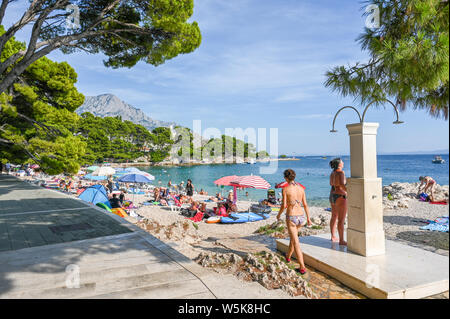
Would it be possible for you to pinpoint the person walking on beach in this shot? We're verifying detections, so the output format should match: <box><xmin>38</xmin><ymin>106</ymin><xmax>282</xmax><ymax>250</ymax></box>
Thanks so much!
<box><xmin>277</xmin><ymin>169</ymin><xmax>311</xmax><ymax>275</ymax></box>
<box><xmin>119</xmin><ymin>190</ymin><xmax>126</xmax><ymax>204</ymax></box>
<box><xmin>329</xmin><ymin>158</ymin><xmax>347</xmax><ymax>246</ymax></box>
<box><xmin>186</xmin><ymin>179</ymin><xmax>194</xmax><ymax>197</ymax></box>
<box><xmin>417</xmin><ymin>176</ymin><xmax>436</xmax><ymax>201</ymax></box>
<box><xmin>107</xmin><ymin>178</ymin><xmax>114</xmax><ymax>193</ymax></box>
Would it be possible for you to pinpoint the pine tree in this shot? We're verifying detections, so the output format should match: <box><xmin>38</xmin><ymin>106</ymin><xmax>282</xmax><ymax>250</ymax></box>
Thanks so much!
<box><xmin>325</xmin><ymin>0</ymin><xmax>449</xmax><ymax>119</ymax></box>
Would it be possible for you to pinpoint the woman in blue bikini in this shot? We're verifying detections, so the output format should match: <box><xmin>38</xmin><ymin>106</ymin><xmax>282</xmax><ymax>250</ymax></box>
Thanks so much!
<box><xmin>277</xmin><ymin>169</ymin><xmax>311</xmax><ymax>274</ymax></box>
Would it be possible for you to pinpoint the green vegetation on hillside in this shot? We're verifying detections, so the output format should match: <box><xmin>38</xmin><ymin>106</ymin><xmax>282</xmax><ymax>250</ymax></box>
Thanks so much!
<box><xmin>78</xmin><ymin>113</ymin><xmax>173</xmax><ymax>164</ymax></box>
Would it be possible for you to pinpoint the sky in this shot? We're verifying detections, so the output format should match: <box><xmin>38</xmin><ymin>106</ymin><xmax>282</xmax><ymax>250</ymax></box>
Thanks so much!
<box><xmin>3</xmin><ymin>0</ymin><xmax>449</xmax><ymax>155</ymax></box>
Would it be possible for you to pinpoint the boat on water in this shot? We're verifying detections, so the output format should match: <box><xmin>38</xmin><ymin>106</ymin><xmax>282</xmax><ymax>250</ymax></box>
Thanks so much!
<box><xmin>432</xmin><ymin>156</ymin><xmax>445</xmax><ymax>164</ymax></box>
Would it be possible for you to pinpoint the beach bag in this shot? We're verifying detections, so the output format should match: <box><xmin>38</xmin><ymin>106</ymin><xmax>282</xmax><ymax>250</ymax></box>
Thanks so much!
<box><xmin>419</xmin><ymin>193</ymin><xmax>429</xmax><ymax>202</ymax></box>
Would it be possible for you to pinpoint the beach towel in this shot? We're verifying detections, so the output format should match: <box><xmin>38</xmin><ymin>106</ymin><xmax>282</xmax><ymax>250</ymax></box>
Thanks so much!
<box><xmin>430</xmin><ymin>201</ymin><xmax>448</xmax><ymax>205</ymax></box>
<box><xmin>187</xmin><ymin>212</ymin><xmax>204</xmax><ymax>222</ymax></box>
<box><xmin>169</xmin><ymin>194</ymin><xmax>182</xmax><ymax>207</ymax></box>
<box><xmin>420</xmin><ymin>216</ymin><xmax>449</xmax><ymax>233</ymax></box>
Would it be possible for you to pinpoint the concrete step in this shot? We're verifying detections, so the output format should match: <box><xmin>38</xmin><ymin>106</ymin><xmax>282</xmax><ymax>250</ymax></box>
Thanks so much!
<box><xmin>2</xmin><ymin>268</ymin><xmax>198</xmax><ymax>299</ymax></box>
<box><xmin>0</xmin><ymin>235</ymin><xmax>154</xmax><ymax>267</ymax></box>
<box><xmin>86</xmin><ymin>278</ymin><xmax>208</xmax><ymax>299</ymax></box>
<box><xmin>0</xmin><ymin>257</ymin><xmax>180</xmax><ymax>294</ymax></box>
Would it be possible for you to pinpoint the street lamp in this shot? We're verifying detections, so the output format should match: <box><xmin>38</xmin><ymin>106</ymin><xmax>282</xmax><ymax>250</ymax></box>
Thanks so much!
<box><xmin>329</xmin><ymin>99</ymin><xmax>403</xmax><ymax>257</ymax></box>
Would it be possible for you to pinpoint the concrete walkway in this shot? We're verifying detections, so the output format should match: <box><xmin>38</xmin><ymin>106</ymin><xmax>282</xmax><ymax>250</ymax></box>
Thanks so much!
<box><xmin>0</xmin><ymin>175</ymin><xmax>298</xmax><ymax>299</ymax></box>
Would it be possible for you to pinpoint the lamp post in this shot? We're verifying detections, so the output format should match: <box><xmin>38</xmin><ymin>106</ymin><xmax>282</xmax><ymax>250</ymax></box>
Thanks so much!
<box><xmin>330</xmin><ymin>99</ymin><xmax>403</xmax><ymax>257</ymax></box>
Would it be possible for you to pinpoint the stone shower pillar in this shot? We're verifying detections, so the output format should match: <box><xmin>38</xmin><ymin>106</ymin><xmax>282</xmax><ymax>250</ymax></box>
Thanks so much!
<box><xmin>346</xmin><ymin>122</ymin><xmax>385</xmax><ymax>257</ymax></box>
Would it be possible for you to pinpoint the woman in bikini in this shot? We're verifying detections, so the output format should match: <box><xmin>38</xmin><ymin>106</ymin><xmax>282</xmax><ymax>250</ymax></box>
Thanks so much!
<box><xmin>277</xmin><ymin>169</ymin><xmax>311</xmax><ymax>274</ymax></box>
<box><xmin>329</xmin><ymin>158</ymin><xmax>347</xmax><ymax>245</ymax></box>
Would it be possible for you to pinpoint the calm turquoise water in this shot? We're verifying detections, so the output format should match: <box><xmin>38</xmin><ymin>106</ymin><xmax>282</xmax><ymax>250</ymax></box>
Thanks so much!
<box><xmin>140</xmin><ymin>154</ymin><xmax>449</xmax><ymax>207</ymax></box>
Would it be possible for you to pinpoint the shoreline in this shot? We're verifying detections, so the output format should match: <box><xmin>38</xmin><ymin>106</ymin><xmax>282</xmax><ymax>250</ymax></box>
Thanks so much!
<box><xmin>107</xmin><ymin>157</ymin><xmax>300</xmax><ymax>168</ymax></box>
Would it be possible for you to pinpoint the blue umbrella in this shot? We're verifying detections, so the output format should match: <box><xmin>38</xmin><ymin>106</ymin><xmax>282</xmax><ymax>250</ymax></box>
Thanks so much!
<box><xmin>117</xmin><ymin>173</ymin><xmax>153</xmax><ymax>202</ymax></box>
<box><xmin>84</xmin><ymin>173</ymin><xmax>107</xmax><ymax>181</ymax></box>
<box><xmin>118</xmin><ymin>173</ymin><xmax>154</xmax><ymax>183</ymax></box>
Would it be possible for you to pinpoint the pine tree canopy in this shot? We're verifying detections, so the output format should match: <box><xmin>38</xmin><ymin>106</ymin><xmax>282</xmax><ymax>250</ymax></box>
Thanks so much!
<box><xmin>0</xmin><ymin>0</ymin><xmax>201</xmax><ymax>93</ymax></box>
<box><xmin>325</xmin><ymin>0</ymin><xmax>449</xmax><ymax>119</ymax></box>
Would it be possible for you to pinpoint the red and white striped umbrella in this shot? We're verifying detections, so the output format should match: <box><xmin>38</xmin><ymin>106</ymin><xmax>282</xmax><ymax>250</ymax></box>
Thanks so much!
<box><xmin>230</xmin><ymin>175</ymin><xmax>271</xmax><ymax>189</ymax></box>
<box><xmin>214</xmin><ymin>175</ymin><xmax>240</xmax><ymax>186</ymax></box>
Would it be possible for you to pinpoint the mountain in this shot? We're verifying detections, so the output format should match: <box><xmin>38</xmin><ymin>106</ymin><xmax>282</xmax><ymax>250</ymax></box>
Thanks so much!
<box><xmin>76</xmin><ymin>94</ymin><xmax>176</xmax><ymax>131</ymax></box>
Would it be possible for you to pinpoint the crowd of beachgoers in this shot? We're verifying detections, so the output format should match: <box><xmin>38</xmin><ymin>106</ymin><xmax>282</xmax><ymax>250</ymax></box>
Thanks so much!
<box><xmin>3</xmin><ymin>161</ymin><xmax>449</xmax><ymax>298</ymax></box>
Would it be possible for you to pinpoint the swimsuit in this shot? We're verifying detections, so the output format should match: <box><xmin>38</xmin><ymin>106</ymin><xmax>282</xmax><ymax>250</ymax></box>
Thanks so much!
<box><xmin>329</xmin><ymin>192</ymin><xmax>346</xmax><ymax>204</ymax></box>
<box><xmin>329</xmin><ymin>174</ymin><xmax>347</xmax><ymax>204</ymax></box>
<box><xmin>287</xmin><ymin>215</ymin><xmax>306</xmax><ymax>226</ymax></box>
<box><xmin>285</xmin><ymin>184</ymin><xmax>306</xmax><ymax>226</ymax></box>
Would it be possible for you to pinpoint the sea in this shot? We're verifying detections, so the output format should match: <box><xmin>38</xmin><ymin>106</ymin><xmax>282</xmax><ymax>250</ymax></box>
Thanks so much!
<box><xmin>140</xmin><ymin>154</ymin><xmax>449</xmax><ymax>207</ymax></box>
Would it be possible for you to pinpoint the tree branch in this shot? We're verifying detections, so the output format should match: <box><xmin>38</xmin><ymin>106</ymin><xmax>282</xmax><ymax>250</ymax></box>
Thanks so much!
<box><xmin>0</xmin><ymin>0</ymin><xmax>10</xmax><ymax>26</ymax></box>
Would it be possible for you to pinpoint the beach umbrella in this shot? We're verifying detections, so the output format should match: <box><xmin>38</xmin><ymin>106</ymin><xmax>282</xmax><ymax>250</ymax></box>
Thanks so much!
<box><xmin>229</xmin><ymin>175</ymin><xmax>271</xmax><ymax>204</ymax></box>
<box><xmin>92</xmin><ymin>166</ymin><xmax>116</xmax><ymax>176</ymax></box>
<box><xmin>117</xmin><ymin>173</ymin><xmax>153</xmax><ymax>202</ymax></box>
<box><xmin>214</xmin><ymin>175</ymin><xmax>240</xmax><ymax>199</ymax></box>
<box><xmin>84</xmin><ymin>173</ymin><xmax>107</xmax><ymax>181</ymax></box>
<box><xmin>30</xmin><ymin>164</ymin><xmax>39</xmax><ymax>169</ymax></box>
<box><xmin>214</xmin><ymin>175</ymin><xmax>240</xmax><ymax>186</ymax></box>
<box><xmin>118</xmin><ymin>173</ymin><xmax>154</xmax><ymax>183</ymax></box>
<box><xmin>231</xmin><ymin>175</ymin><xmax>271</xmax><ymax>189</ymax></box>
<box><xmin>137</xmin><ymin>171</ymin><xmax>155</xmax><ymax>180</ymax></box>
<box><xmin>86</xmin><ymin>165</ymin><xmax>99</xmax><ymax>172</ymax></box>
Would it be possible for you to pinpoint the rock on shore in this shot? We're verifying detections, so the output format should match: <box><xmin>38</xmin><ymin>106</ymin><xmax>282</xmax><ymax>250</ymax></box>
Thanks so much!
<box><xmin>194</xmin><ymin>251</ymin><xmax>318</xmax><ymax>299</ymax></box>
<box><xmin>382</xmin><ymin>182</ymin><xmax>449</xmax><ymax>210</ymax></box>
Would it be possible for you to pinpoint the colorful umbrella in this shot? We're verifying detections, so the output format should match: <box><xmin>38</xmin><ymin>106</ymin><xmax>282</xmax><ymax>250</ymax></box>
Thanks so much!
<box><xmin>213</xmin><ymin>175</ymin><xmax>240</xmax><ymax>186</ymax></box>
<box><xmin>92</xmin><ymin>166</ymin><xmax>116</xmax><ymax>176</ymax></box>
<box><xmin>231</xmin><ymin>175</ymin><xmax>271</xmax><ymax>189</ymax></box>
<box><xmin>229</xmin><ymin>175</ymin><xmax>271</xmax><ymax>204</ymax></box>
<box><xmin>214</xmin><ymin>175</ymin><xmax>240</xmax><ymax>200</ymax></box>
